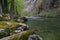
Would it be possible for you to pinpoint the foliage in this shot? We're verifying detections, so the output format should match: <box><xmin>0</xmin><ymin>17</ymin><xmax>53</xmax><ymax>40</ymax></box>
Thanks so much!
<box><xmin>39</xmin><ymin>8</ymin><xmax>60</xmax><ymax>17</ymax></box>
<box><xmin>0</xmin><ymin>0</ymin><xmax>24</xmax><ymax>17</ymax></box>
<box><xmin>14</xmin><ymin>0</ymin><xmax>24</xmax><ymax>16</ymax></box>
<box><xmin>0</xmin><ymin>27</ymin><xmax>11</xmax><ymax>39</ymax></box>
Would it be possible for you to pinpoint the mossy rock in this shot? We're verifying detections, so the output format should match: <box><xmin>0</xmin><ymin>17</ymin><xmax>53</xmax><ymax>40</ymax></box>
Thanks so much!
<box><xmin>0</xmin><ymin>21</ymin><xmax>29</xmax><ymax>39</ymax></box>
<box><xmin>0</xmin><ymin>21</ymin><xmax>28</xmax><ymax>28</ymax></box>
<box><xmin>0</xmin><ymin>21</ymin><xmax>18</xmax><ymax>28</ymax></box>
<box><xmin>15</xmin><ymin>17</ymin><xmax>28</xmax><ymax>23</ymax></box>
<box><xmin>8</xmin><ymin>30</ymin><xmax>33</xmax><ymax>40</ymax></box>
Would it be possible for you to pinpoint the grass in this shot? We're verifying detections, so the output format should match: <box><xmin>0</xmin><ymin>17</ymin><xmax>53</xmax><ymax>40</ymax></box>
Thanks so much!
<box><xmin>27</xmin><ymin>18</ymin><xmax>60</xmax><ymax>40</ymax></box>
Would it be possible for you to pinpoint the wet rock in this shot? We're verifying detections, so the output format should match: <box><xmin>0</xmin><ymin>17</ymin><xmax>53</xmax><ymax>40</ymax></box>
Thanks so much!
<box><xmin>28</xmin><ymin>34</ymin><xmax>42</xmax><ymax>40</ymax></box>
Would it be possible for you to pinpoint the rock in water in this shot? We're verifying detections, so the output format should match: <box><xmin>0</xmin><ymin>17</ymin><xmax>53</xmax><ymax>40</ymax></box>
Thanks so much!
<box><xmin>28</xmin><ymin>34</ymin><xmax>42</xmax><ymax>40</ymax></box>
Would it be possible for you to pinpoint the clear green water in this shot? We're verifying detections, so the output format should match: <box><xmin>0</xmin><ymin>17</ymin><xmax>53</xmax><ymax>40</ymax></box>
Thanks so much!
<box><xmin>27</xmin><ymin>18</ymin><xmax>60</xmax><ymax>40</ymax></box>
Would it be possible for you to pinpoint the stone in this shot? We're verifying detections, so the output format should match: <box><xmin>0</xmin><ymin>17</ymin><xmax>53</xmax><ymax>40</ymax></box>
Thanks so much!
<box><xmin>15</xmin><ymin>30</ymin><xmax>22</xmax><ymax>33</ymax></box>
<box><xmin>28</xmin><ymin>34</ymin><xmax>43</xmax><ymax>40</ymax></box>
<box><xmin>0</xmin><ymin>28</ymin><xmax>4</xmax><ymax>32</ymax></box>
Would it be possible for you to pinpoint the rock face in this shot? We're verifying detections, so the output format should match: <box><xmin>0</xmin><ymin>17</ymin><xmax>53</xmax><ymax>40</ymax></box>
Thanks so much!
<box><xmin>24</xmin><ymin>0</ymin><xmax>60</xmax><ymax>16</ymax></box>
<box><xmin>40</xmin><ymin>0</ymin><xmax>53</xmax><ymax>10</ymax></box>
<box><xmin>23</xmin><ymin>0</ymin><xmax>38</xmax><ymax>16</ymax></box>
<box><xmin>37</xmin><ymin>0</ymin><xmax>60</xmax><ymax>14</ymax></box>
<box><xmin>24</xmin><ymin>0</ymin><xmax>37</xmax><ymax>12</ymax></box>
<box><xmin>39</xmin><ymin>0</ymin><xmax>60</xmax><ymax>10</ymax></box>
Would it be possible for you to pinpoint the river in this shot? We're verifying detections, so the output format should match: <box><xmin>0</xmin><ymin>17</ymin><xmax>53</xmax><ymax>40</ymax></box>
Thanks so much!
<box><xmin>27</xmin><ymin>17</ymin><xmax>60</xmax><ymax>40</ymax></box>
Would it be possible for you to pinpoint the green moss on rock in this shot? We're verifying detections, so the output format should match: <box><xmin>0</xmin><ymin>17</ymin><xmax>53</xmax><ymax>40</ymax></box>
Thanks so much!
<box><xmin>8</xmin><ymin>30</ymin><xmax>33</xmax><ymax>40</ymax></box>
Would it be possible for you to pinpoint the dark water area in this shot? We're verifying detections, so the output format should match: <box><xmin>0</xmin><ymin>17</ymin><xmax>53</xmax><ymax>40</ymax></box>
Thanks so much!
<box><xmin>27</xmin><ymin>17</ymin><xmax>60</xmax><ymax>40</ymax></box>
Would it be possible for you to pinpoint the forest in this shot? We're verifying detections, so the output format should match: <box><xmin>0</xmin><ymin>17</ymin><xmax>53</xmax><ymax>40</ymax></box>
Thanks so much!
<box><xmin>0</xmin><ymin>0</ymin><xmax>60</xmax><ymax>40</ymax></box>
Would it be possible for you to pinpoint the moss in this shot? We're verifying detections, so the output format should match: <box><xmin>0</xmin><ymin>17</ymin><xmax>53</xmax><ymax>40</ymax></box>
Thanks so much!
<box><xmin>0</xmin><ymin>21</ymin><xmax>18</xmax><ymax>28</ymax></box>
<box><xmin>8</xmin><ymin>30</ymin><xmax>33</xmax><ymax>40</ymax></box>
<box><xmin>0</xmin><ymin>21</ymin><xmax>29</xmax><ymax>39</ymax></box>
<box><xmin>18</xmin><ymin>30</ymin><xmax>33</xmax><ymax>40</ymax></box>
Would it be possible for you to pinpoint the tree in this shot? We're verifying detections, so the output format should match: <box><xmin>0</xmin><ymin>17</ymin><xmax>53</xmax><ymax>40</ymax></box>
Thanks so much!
<box><xmin>0</xmin><ymin>0</ymin><xmax>8</xmax><ymax>14</ymax></box>
<box><xmin>9</xmin><ymin>0</ymin><xmax>15</xmax><ymax>19</ymax></box>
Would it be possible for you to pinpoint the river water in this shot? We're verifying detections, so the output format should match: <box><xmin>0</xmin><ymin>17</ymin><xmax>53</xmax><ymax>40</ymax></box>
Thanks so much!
<box><xmin>27</xmin><ymin>17</ymin><xmax>60</xmax><ymax>40</ymax></box>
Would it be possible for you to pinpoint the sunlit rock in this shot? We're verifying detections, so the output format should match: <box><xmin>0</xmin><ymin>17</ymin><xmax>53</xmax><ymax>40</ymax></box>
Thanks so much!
<box><xmin>0</xmin><ymin>28</ymin><xmax>4</xmax><ymax>32</ymax></box>
<box><xmin>15</xmin><ymin>30</ymin><xmax>22</xmax><ymax>33</ymax></box>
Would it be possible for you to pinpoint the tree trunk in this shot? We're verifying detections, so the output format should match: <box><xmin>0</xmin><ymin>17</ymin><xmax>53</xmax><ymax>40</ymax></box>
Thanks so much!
<box><xmin>9</xmin><ymin>0</ymin><xmax>15</xmax><ymax>19</ymax></box>
<box><xmin>0</xmin><ymin>0</ymin><xmax>2</xmax><ymax>14</ymax></box>
<box><xmin>4</xmin><ymin>0</ymin><xmax>8</xmax><ymax>13</ymax></box>
<box><xmin>0</xmin><ymin>0</ymin><xmax>4</xmax><ymax>14</ymax></box>
<box><xmin>0</xmin><ymin>0</ymin><xmax>8</xmax><ymax>13</ymax></box>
